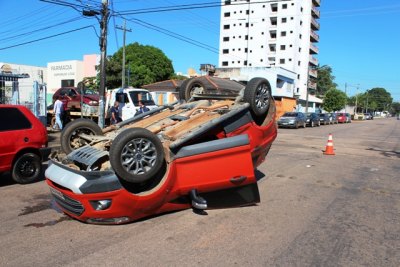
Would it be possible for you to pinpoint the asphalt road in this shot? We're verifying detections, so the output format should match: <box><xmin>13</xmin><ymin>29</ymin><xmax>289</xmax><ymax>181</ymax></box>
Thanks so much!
<box><xmin>0</xmin><ymin>118</ymin><xmax>399</xmax><ymax>266</ymax></box>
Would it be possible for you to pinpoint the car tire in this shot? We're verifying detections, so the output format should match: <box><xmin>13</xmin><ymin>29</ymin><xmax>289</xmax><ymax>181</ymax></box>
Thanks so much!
<box><xmin>109</xmin><ymin>128</ymin><xmax>165</xmax><ymax>184</ymax></box>
<box><xmin>179</xmin><ymin>78</ymin><xmax>206</xmax><ymax>102</ymax></box>
<box><xmin>243</xmin><ymin>78</ymin><xmax>272</xmax><ymax>118</ymax></box>
<box><xmin>311</xmin><ymin>121</ymin><xmax>314</xmax><ymax>127</ymax></box>
<box><xmin>61</xmin><ymin>118</ymin><xmax>103</xmax><ymax>154</ymax></box>
<box><xmin>12</xmin><ymin>153</ymin><xmax>42</xmax><ymax>184</ymax></box>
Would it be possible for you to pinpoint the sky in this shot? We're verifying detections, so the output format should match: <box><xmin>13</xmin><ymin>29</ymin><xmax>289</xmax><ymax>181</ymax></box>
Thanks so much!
<box><xmin>0</xmin><ymin>0</ymin><xmax>399</xmax><ymax>102</ymax></box>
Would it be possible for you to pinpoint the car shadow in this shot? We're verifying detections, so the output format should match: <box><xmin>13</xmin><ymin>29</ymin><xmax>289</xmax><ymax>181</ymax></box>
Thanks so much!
<box><xmin>0</xmin><ymin>162</ymin><xmax>49</xmax><ymax>188</ymax></box>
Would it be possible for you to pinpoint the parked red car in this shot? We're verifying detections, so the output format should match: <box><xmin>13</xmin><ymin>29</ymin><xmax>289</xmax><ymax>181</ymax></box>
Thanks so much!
<box><xmin>0</xmin><ymin>105</ymin><xmax>51</xmax><ymax>183</ymax></box>
<box><xmin>337</xmin><ymin>112</ymin><xmax>351</xmax><ymax>123</ymax></box>
<box><xmin>52</xmin><ymin>87</ymin><xmax>99</xmax><ymax>114</ymax></box>
<box><xmin>45</xmin><ymin>77</ymin><xmax>277</xmax><ymax>224</ymax></box>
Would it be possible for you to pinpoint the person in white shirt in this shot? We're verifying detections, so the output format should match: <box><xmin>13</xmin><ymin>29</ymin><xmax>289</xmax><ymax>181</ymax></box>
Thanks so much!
<box><xmin>53</xmin><ymin>95</ymin><xmax>64</xmax><ymax>130</ymax></box>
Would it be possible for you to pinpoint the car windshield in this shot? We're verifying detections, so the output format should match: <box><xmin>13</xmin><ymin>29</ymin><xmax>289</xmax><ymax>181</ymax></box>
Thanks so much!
<box><xmin>282</xmin><ymin>112</ymin><xmax>297</xmax><ymax>117</ymax></box>
<box><xmin>304</xmin><ymin>113</ymin><xmax>313</xmax><ymax>118</ymax></box>
<box><xmin>129</xmin><ymin>91</ymin><xmax>156</xmax><ymax>106</ymax></box>
<box><xmin>83</xmin><ymin>89</ymin><xmax>97</xmax><ymax>95</ymax></box>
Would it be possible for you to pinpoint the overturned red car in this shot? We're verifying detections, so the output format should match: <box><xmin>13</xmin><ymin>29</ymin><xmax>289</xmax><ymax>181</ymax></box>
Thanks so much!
<box><xmin>45</xmin><ymin>77</ymin><xmax>277</xmax><ymax>224</ymax></box>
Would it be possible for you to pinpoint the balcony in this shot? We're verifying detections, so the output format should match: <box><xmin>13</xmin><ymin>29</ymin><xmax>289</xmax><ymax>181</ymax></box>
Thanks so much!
<box><xmin>312</xmin><ymin>6</ymin><xmax>320</xmax><ymax>18</ymax></box>
<box><xmin>308</xmin><ymin>80</ymin><xmax>317</xmax><ymax>90</ymax></box>
<box><xmin>309</xmin><ymin>55</ymin><xmax>318</xmax><ymax>66</ymax></box>
<box><xmin>312</xmin><ymin>0</ymin><xmax>320</xmax><ymax>7</ymax></box>
<box><xmin>311</xmin><ymin>18</ymin><xmax>320</xmax><ymax>30</ymax></box>
<box><xmin>309</xmin><ymin>68</ymin><xmax>318</xmax><ymax>78</ymax></box>
<box><xmin>310</xmin><ymin>43</ymin><xmax>319</xmax><ymax>54</ymax></box>
<box><xmin>310</xmin><ymin>30</ymin><xmax>319</xmax><ymax>42</ymax></box>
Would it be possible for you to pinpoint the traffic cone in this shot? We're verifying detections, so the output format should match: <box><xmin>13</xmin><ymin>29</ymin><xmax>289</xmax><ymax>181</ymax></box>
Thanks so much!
<box><xmin>323</xmin><ymin>133</ymin><xmax>335</xmax><ymax>155</ymax></box>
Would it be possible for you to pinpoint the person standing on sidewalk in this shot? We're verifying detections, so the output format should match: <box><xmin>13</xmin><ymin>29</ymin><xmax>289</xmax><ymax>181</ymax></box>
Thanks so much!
<box><xmin>53</xmin><ymin>95</ymin><xmax>64</xmax><ymax>130</ymax></box>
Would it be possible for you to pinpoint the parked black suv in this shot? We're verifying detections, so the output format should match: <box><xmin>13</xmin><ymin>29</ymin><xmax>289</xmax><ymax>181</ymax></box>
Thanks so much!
<box><xmin>305</xmin><ymin>112</ymin><xmax>320</xmax><ymax>127</ymax></box>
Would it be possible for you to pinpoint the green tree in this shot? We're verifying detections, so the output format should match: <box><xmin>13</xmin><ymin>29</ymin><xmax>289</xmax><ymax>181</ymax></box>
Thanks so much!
<box><xmin>323</xmin><ymin>88</ymin><xmax>347</xmax><ymax>112</ymax></box>
<box><xmin>366</xmin><ymin>88</ymin><xmax>393</xmax><ymax>111</ymax></box>
<box><xmin>316</xmin><ymin>65</ymin><xmax>338</xmax><ymax>97</ymax></box>
<box><xmin>105</xmin><ymin>42</ymin><xmax>174</xmax><ymax>88</ymax></box>
<box><xmin>391</xmin><ymin>102</ymin><xmax>400</xmax><ymax>114</ymax></box>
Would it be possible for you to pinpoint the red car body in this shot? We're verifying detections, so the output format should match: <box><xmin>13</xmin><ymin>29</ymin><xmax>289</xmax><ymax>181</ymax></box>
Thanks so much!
<box><xmin>337</xmin><ymin>112</ymin><xmax>351</xmax><ymax>123</ymax></box>
<box><xmin>0</xmin><ymin>105</ymin><xmax>51</xmax><ymax>183</ymax></box>
<box><xmin>45</xmin><ymin>77</ymin><xmax>277</xmax><ymax>224</ymax></box>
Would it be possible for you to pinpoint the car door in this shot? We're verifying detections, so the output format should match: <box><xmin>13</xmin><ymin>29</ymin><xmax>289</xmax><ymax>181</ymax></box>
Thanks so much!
<box><xmin>67</xmin><ymin>88</ymin><xmax>80</xmax><ymax>109</ymax></box>
<box><xmin>0</xmin><ymin>107</ymin><xmax>32</xmax><ymax>172</ymax></box>
<box><xmin>173</xmin><ymin>134</ymin><xmax>260</xmax><ymax>208</ymax></box>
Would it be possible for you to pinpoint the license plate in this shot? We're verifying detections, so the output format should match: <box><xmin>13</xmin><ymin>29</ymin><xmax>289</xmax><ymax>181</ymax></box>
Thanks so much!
<box><xmin>50</xmin><ymin>187</ymin><xmax>65</xmax><ymax>200</ymax></box>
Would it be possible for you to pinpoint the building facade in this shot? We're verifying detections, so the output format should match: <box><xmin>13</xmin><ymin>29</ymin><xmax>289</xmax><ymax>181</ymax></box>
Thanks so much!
<box><xmin>0</xmin><ymin>62</ymin><xmax>47</xmax><ymax>104</ymax></box>
<box><xmin>218</xmin><ymin>0</ymin><xmax>321</xmax><ymax>106</ymax></box>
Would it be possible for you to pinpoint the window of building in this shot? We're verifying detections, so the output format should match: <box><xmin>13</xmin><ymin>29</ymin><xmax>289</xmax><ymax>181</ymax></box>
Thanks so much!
<box><xmin>290</xmin><ymin>30</ymin><xmax>293</xmax><ymax>34</ymax></box>
<box><xmin>260</xmin><ymin>59</ymin><xmax>264</xmax><ymax>62</ymax></box>
<box><xmin>297</xmin><ymin>74</ymin><xmax>300</xmax><ymax>79</ymax></box>
<box><xmin>282</xmin><ymin>4</ymin><xmax>287</xmax><ymax>9</ymax></box>
<box><xmin>246</xmin><ymin>22</ymin><xmax>249</xmax><ymax>27</ymax></box>
<box><xmin>300</xmin><ymin>20</ymin><xmax>303</xmax><ymax>26</ymax></box>
<box><xmin>245</xmin><ymin>48</ymin><xmax>248</xmax><ymax>52</ymax></box>
<box><xmin>245</xmin><ymin>35</ymin><xmax>248</xmax><ymax>40</ymax></box>
<box><xmin>298</xmin><ymin>61</ymin><xmax>301</xmax><ymax>66</ymax></box>
<box><xmin>291</xmin><ymin>17</ymin><xmax>294</xmax><ymax>20</ymax></box>
<box><xmin>289</xmin><ymin>58</ymin><xmax>292</xmax><ymax>62</ymax></box>
<box><xmin>281</xmin><ymin>31</ymin><xmax>286</xmax><ymax>37</ymax></box>
<box><xmin>238</xmin><ymin>61</ymin><xmax>241</xmax><ymax>63</ymax></box>
<box><xmin>271</xmin><ymin>3</ymin><xmax>278</xmax><ymax>12</ymax></box>
<box><xmin>290</xmin><ymin>44</ymin><xmax>293</xmax><ymax>47</ymax></box>
<box><xmin>270</xmin><ymin>31</ymin><xmax>277</xmax><ymax>38</ymax></box>
<box><xmin>222</xmin><ymin>61</ymin><xmax>228</xmax><ymax>66</ymax></box>
<box><xmin>299</xmin><ymin>47</ymin><xmax>301</xmax><ymax>52</ymax></box>
<box><xmin>225</xmin><ymin>0</ymin><xmax>231</xmax><ymax>5</ymax></box>
<box><xmin>223</xmin><ymin>37</ymin><xmax>229</xmax><ymax>41</ymax></box>
<box><xmin>223</xmin><ymin>49</ymin><xmax>229</xmax><ymax>54</ymax></box>
<box><xmin>238</xmin><ymin>48</ymin><xmax>241</xmax><ymax>51</ymax></box>
<box><xmin>281</xmin><ymin>18</ymin><xmax>287</xmax><ymax>23</ymax></box>
<box><xmin>223</xmin><ymin>24</ymin><xmax>230</xmax><ymax>29</ymax></box>
<box><xmin>281</xmin><ymin>45</ymin><xmax>286</xmax><ymax>50</ymax></box>
<box><xmin>246</xmin><ymin>10</ymin><xmax>249</xmax><ymax>15</ymax></box>
<box><xmin>244</xmin><ymin>60</ymin><xmax>248</xmax><ymax>65</ymax></box>
<box><xmin>299</xmin><ymin>34</ymin><xmax>302</xmax><ymax>39</ymax></box>
<box><xmin>280</xmin><ymin>59</ymin><xmax>285</xmax><ymax>64</ymax></box>
<box><xmin>301</xmin><ymin>7</ymin><xmax>303</xmax><ymax>12</ymax></box>
<box><xmin>261</xmin><ymin>32</ymin><xmax>264</xmax><ymax>35</ymax></box>
<box><xmin>224</xmin><ymin>12</ymin><xmax>230</xmax><ymax>17</ymax></box>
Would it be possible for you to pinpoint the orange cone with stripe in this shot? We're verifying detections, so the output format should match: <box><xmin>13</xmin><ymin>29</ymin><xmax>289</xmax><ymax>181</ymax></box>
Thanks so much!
<box><xmin>323</xmin><ymin>133</ymin><xmax>335</xmax><ymax>155</ymax></box>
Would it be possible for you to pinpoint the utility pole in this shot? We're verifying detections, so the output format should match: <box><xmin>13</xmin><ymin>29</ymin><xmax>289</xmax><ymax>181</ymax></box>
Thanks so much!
<box><xmin>98</xmin><ymin>0</ymin><xmax>109</xmax><ymax>129</ymax></box>
<box><xmin>116</xmin><ymin>20</ymin><xmax>132</xmax><ymax>89</ymax></box>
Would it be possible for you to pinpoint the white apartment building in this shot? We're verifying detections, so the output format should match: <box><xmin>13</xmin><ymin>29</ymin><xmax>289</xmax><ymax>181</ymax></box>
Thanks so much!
<box><xmin>218</xmin><ymin>0</ymin><xmax>321</xmax><ymax>105</ymax></box>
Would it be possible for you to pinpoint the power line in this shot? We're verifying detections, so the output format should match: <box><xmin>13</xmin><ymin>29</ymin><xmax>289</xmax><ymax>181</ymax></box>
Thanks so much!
<box><xmin>0</xmin><ymin>25</ymin><xmax>95</xmax><ymax>51</ymax></box>
<box><xmin>1</xmin><ymin>16</ymin><xmax>84</xmax><ymax>42</ymax></box>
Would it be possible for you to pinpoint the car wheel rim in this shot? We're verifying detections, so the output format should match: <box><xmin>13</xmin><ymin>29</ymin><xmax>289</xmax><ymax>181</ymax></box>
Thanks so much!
<box><xmin>255</xmin><ymin>84</ymin><xmax>270</xmax><ymax>110</ymax></box>
<box><xmin>120</xmin><ymin>138</ymin><xmax>157</xmax><ymax>175</ymax></box>
<box><xmin>17</xmin><ymin>159</ymin><xmax>36</xmax><ymax>177</ymax></box>
<box><xmin>70</xmin><ymin>127</ymin><xmax>96</xmax><ymax>149</ymax></box>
